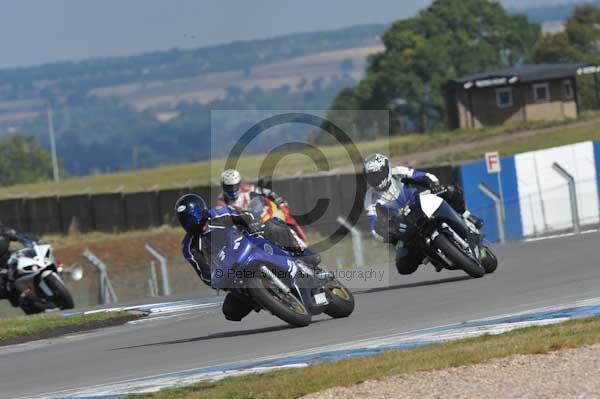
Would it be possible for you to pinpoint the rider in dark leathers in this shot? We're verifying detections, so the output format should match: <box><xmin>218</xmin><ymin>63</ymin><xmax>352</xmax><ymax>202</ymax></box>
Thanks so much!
<box><xmin>176</xmin><ymin>193</ymin><xmax>319</xmax><ymax>322</ymax></box>
<box><xmin>0</xmin><ymin>226</ymin><xmax>35</xmax><ymax>299</ymax></box>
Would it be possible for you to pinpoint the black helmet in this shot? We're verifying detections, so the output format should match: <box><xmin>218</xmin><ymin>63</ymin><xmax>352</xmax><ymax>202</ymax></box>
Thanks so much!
<box><xmin>363</xmin><ymin>153</ymin><xmax>392</xmax><ymax>191</ymax></box>
<box><xmin>175</xmin><ymin>194</ymin><xmax>209</xmax><ymax>235</ymax></box>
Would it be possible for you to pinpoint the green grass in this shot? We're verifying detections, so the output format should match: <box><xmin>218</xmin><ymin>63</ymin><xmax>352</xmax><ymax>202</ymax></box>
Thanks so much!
<box><xmin>129</xmin><ymin>315</ymin><xmax>600</xmax><ymax>399</ymax></box>
<box><xmin>42</xmin><ymin>225</ymin><xmax>182</xmax><ymax>247</ymax></box>
<box><xmin>2</xmin><ymin>113</ymin><xmax>600</xmax><ymax>199</ymax></box>
<box><xmin>0</xmin><ymin>311</ymin><xmax>138</xmax><ymax>345</ymax></box>
<box><xmin>432</xmin><ymin>116</ymin><xmax>600</xmax><ymax>165</ymax></box>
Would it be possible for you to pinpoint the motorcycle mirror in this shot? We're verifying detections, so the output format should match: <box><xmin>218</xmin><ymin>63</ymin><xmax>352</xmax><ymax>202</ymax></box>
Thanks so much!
<box><xmin>61</xmin><ymin>263</ymin><xmax>84</xmax><ymax>281</ymax></box>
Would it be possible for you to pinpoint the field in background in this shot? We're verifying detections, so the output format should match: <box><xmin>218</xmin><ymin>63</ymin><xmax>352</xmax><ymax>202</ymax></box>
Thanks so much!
<box><xmin>2</xmin><ymin>113</ymin><xmax>600</xmax><ymax>199</ymax></box>
<box><xmin>99</xmin><ymin>45</ymin><xmax>382</xmax><ymax>112</ymax></box>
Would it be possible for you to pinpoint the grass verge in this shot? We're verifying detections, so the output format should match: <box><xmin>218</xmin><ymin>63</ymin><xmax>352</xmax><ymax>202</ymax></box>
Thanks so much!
<box><xmin>2</xmin><ymin>114</ymin><xmax>600</xmax><ymax>199</ymax></box>
<box><xmin>432</xmin><ymin>116</ymin><xmax>600</xmax><ymax>165</ymax></box>
<box><xmin>0</xmin><ymin>311</ymin><xmax>140</xmax><ymax>347</ymax></box>
<box><xmin>129</xmin><ymin>315</ymin><xmax>600</xmax><ymax>399</ymax></box>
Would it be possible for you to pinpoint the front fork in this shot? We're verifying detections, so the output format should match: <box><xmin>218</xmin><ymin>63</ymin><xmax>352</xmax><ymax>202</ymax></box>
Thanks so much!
<box><xmin>14</xmin><ymin>270</ymin><xmax>60</xmax><ymax>304</ymax></box>
<box><xmin>427</xmin><ymin>201</ymin><xmax>483</xmax><ymax>262</ymax></box>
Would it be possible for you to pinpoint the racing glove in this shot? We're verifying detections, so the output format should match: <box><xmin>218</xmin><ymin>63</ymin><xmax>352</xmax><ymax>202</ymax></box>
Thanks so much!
<box><xmin>246</xmin><ymin>219</ymin><xmax>265</xmax><ymax>235</ymax></box>
<box><xmin>0</xmin><ymin>227</ymin><xmax>18</xmax><ymax>241</ymax></box>
<box><xmin>233</xmin><ymin>211</ymin><xmax>265</xmax><ymax>234</ymax></box>
<box><xmin>401</xmin><ymin>176</ymin><xmax>435</xmax><ymax>189</ymax></box>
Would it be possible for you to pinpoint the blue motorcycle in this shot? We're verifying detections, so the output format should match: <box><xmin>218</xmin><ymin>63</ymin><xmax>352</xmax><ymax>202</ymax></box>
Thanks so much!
<box><xmin>210</xmin><ymin>224</ymin><xmax>355</xmax><ymax>327</ymax></box>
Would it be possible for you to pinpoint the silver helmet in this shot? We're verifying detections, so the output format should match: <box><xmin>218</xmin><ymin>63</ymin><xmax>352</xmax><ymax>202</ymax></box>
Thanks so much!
<box><xmin>363</xmin><ymin>153</ymin><xmax>392</xmax><ymax>191</ymax></box>
<box><xmin>220</xmin><ymin>169</ymin><xmax>242</xmax><ymax>201</ymax></box>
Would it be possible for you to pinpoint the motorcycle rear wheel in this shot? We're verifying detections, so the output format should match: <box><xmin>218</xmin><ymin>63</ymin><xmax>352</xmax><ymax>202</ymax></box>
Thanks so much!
<box><xmin>247</xmin><ymin>268</ymin><xmax>311</xmax><ymax>327</ymax></box>
<box><xmin>324</xmin><ymin>278</ymin><xmax>355</xmax><ymax>319</ymax></box>
<box><xmin>434</xmin><ymin>234</ymin><xmax>485</xmax><ymax>278</ymax></box>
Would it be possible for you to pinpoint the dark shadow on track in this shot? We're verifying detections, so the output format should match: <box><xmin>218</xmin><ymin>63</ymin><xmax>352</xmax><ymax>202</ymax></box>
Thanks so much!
<box><xmin>111</xmin><ymin>324</ymin><xmax>294</xmax><ymax>350</ymax></box>
<box><xmin>355</xmin><ymin>276</ymin><xmax>472</xmax><ymax>295</ymax></box>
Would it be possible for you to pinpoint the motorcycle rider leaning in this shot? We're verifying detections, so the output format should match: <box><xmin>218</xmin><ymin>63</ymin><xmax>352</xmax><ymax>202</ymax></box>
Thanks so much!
<box><xmin>0</xmin><ymin>226</ymin><xmax>32</xmax><ymax>299</ymax></box>
<box><xmin>216</xmin><ymin>169</ymin><xmax>286</xmax><ymax>210</ymax></box>
<box><xmin>216</xmin><ymin>168</ymin><xmax>312</xmax><ymax>258</ymax></box>
<box><xmin>176</xmin><ymin>193</ymin><xmax>319</xmax><ymax>322</ymax></box>
<box><xmin>362</xmin><ymin>153</ymin><xmax>482</xmax><ymax>275</ymax></box>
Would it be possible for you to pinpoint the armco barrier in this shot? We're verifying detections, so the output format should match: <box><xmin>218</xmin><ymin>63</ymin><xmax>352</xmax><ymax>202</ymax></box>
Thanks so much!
<box><xmin>59</xmin><ymin>194</ymin><xmax>94</xmax><ymax>233</ymax></box>
<box><xmin>157</xmin><ymin>188</ymin><xmax>191</xmax><ymax>226</ymax></box>
<box><xmin>91</xmin><ymin>193</ymin><xmax>127</xmax><ymax>232</ymax></box>
<box><xmin>0</xmin><ymin>165</ymin><xmax>456</xmax><ymax>235</ymax></box>
<box><xmin>0</xmin><ymin>199</ymin><xmax>27</xmax><ymax>232</ymax></box>
<box><xmin>124</xmin><ymin>191</ymin><xmax>161</xmax><ymax>230</ymax></box>
<box><xmin>28</xmin><ymin>196</ymin><xmax>61</xmax><ymax>234</ymax></box>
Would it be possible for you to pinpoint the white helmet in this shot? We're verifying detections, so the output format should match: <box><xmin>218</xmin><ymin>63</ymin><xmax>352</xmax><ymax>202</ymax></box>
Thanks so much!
<box><xmin>363</xmin><ymin>153</ymin><xmax>392</xmax><ymax>192</ymax></box>
<box><xmin>221</xmin><ymin>169</ymin><xmax>242</xmax><ymax>200</ymax></box>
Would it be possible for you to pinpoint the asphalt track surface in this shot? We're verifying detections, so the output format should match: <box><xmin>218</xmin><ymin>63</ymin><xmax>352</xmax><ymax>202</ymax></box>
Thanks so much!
<box><xmin>3</xmin><ymin>231</ymin><xmax>600</xmax><ymax>398</ymax></box>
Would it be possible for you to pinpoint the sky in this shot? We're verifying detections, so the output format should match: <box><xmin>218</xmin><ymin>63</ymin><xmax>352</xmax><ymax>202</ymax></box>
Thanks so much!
<box><xmin>0</xmin><ymin>0</ymin><xmax>581</xmax><ymax>68</ymax></box>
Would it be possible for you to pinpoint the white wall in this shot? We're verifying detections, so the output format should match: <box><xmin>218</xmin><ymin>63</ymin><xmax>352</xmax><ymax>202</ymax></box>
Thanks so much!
<box><xmin>514</xmin><ymin>141</ymin><xmax>599</xmax><ymax>236</ymax></box>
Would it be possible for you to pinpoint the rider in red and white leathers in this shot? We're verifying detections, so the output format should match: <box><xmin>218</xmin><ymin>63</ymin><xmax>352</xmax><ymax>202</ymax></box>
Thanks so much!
<box><xmin>216</xmin><ymin>169</ymin><xmax>319</xmax><ymax>266</ymax></box>
<box><xmin>215</xmin><ymin>169</ymin><xmax>286</xmax><ymax>211</ymax></box>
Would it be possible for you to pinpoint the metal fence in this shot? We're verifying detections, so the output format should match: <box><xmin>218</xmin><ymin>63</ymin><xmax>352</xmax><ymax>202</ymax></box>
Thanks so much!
<box><xmin>472</xmin><ymin>175</ymin><xmax>599</xmax><ymax>243</ymax></box>
<box><xmin>60</xmin><ymin>232</ymin><xmax>395</xmax><ymax>308</ymax></box>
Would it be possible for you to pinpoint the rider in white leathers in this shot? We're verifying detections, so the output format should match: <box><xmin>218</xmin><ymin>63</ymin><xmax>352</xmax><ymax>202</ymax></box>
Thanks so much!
<box><xmin>362</xmin><ymin>153</ymin><xmax>482</xmax><ymax>274</ymax></box>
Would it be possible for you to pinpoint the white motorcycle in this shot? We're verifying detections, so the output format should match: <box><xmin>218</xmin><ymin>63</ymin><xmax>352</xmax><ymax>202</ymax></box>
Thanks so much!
<box><xmin>5</xmin><ymin>240</ymin><xmax>81</xmax><ymax>314</ymax></box>
<box><xmin>379</xmin><ymin>180</ymin><xmax>498</xmax><ymax>278</ymax></box>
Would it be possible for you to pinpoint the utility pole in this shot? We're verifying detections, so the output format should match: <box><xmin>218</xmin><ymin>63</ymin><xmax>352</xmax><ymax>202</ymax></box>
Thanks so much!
<box><xmin>46</xmin><ymin>104</ymin><xmax>60</xmax><ymax>182</ymax></box>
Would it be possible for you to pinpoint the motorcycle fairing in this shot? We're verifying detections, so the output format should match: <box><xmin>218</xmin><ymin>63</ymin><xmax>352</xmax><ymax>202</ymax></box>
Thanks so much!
<box><xmin>211</xmin><ymin>228</ymin><xmax>328</xmax><ymax>313</ymax></box>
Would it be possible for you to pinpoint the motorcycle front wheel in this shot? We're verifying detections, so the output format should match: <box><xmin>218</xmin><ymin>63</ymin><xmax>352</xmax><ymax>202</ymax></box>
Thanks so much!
<box><xmin>44</xmin><ymin>273</ymin><xmax>75</xmax><ymax>310</ymax></box>
<box><xmin>433</xmin><ymin>234</ymin><xmax>485</xmax><ymax>278</ymax></box>
<box><xmin>21</xmin><ymin>304</ymin><xmax>44</xmax><ymax>315</ymax></box>
<box><xmin>481</xmin><ymin>246</ymin><xmax>498</xmax><ymax>274</ymax></box>
<box><xmin>247</xmin><ymin>267</ymin><xmax>312</xmax><ymax>327</ymax></box>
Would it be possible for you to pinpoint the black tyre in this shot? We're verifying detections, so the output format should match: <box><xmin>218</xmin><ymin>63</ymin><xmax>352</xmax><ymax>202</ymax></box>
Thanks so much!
<box><xmin>44</xmin><ymin>273</ymin><xmax>75</xmax><ymax>310</ymax></box>
<box><xmin>481</xmin><ymin>246</ymin><xmax>498</xmax><ymax>274</ymax></box>
<box><xmin>247</xmin><ymin>268</ymin><xmax>312</xmax><ymax>327</ymax></box>
<box><xmin>434</xmin><ymin>234</ymin><xmax>485</xmax><ymax>278</ymax></box>
<box><xmin>21</xmin><ymin>304</ymin><xmax>44</xmax><ymax>315</ymax></box>
<box><xmin>324</xmin><ymin>278</ymin><xmax>355</xmax><ymax>319</ymax></box>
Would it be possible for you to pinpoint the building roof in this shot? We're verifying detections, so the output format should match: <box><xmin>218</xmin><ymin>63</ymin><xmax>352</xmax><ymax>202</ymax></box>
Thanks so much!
<box><xmin>453</xmin><ymin>63</ymin><xmax>600</xmax><ymax>90</ymax></box>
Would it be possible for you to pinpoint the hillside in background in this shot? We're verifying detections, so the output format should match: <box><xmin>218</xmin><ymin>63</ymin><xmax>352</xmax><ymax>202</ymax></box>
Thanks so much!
<box><xmin>0</xmin><ymin>1</ymin><xmax>587</xmax><ymax>182</ymax></box>
<box><xmin>0</xmin><ymin>24</ymin><xmax>385</xmax><ymax>125</ymax></box>
<box><xmin>2</xmin><ymin>114</ymin><xmax>600</xmax><ymax>199</ymax></box>
<box><xmin>514</xmin><ymin>0</ymin><xmax>600</xmax><ymax>22</ymax></box>
<box><xmin>0</xmin><ymin>24</ymin><xmax>385</xmax><ymax>176</ymax></box>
